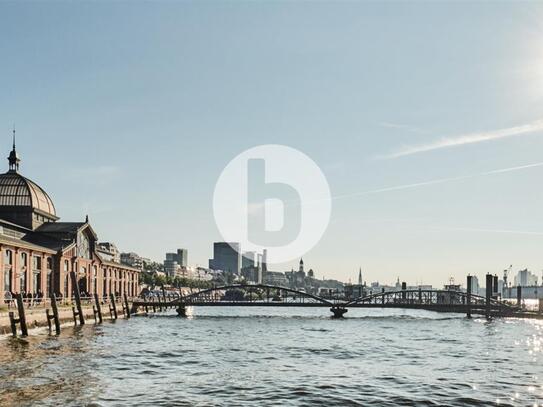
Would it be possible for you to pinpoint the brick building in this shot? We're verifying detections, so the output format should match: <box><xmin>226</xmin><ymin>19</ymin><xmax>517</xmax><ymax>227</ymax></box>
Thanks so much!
<box><xmin>0</xmin><ymin>135</ymin><xmax>140</xmax><ymax>302</ymax></box>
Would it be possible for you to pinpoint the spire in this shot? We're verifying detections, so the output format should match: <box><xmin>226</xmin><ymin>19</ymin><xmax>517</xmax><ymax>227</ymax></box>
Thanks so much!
<box><xmin>358</xmin><ymin>267</ymin><xmax>362</xmax><ymax>285</ymax></box>
<box><xmin>7</xmin><ymin>126</ymin><xmax>20</xmax><ymax>173</ymax></box>
<box><xmin>85</xmin><ymin>214</ymin><xmax>89</xmax><ymax>223</ymax></box>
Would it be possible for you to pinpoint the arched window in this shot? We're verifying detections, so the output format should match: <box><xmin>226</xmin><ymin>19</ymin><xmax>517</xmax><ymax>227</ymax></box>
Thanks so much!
<box><xmin>32</xmin><ymin>255</ymin><xmax>42</xmax><ymax>295</ymax></box>
<box><xmin>93</xmin><ymin>265</ymin><xmax>98</xmax><ymax>294</ymax></box>
<box><xmin>3</xmin><ymin>249</ymin><xmax>13</xmax><ymax>293</ymax></box>
<box><xmin>20</xmin><ymin>252</ymin><xmax>28</xmax><ymax>293</ymax></box>
<box><xmin>64</xmin><ymin>260</ymin><xmax>69</xmax><ymax>297</ymax></box>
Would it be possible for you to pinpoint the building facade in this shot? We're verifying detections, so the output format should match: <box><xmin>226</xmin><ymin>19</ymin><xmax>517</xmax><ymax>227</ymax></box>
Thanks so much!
<box><xmin>209</xmin><ymin>242</ymin><xmax>241</xmax><ymax>275</ymax></box>
<box><xmin>0</xmin><ymin>138</ymin><xmax>140</xmax><ymax>302</ymax></box>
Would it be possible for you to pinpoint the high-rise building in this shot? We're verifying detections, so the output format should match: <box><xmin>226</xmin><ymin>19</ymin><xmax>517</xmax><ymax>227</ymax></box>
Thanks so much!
<box><xmin>176</xmin><ymin>248</ymin><xmax>188</xmax><ymax>268</ymax></box>
<box><xmin>163</xmin><ymin>248</ymin><xmax>189</xmax><ymax>277</ymax></box>
<box><xmin>209</xmin><ymin>242</ymin><xmax>241</xmax><ymax>275</ymax></box>
<box><xmin>514</xmin><ymin>269</ymin><xmax>538</xmax><ymax>286</ymax></box>
<box><xmin>471</xmin><ymin>275</ymin><xmax>480</xmax><ymax>295</ymax></box>
<box><xmin>242</xmin><ymin>251</ymin><xmax>255</xmax><ymax>269</ymax></box>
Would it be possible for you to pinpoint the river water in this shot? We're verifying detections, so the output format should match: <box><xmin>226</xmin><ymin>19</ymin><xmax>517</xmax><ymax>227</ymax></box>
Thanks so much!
<box><xmin>0</xmin><ymin>307</ymin><xmax>542</xmax><ymax>406</ymax></box>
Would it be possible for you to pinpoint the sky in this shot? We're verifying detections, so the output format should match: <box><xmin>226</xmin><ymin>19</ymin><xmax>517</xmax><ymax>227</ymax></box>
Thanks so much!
<box><xmin>1</xmin><ymin>1</ymin><xmax>543</xmax><ymax>286</ymax></box>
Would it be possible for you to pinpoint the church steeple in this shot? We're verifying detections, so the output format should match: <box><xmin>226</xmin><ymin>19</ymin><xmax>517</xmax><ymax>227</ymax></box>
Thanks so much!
<box><xmin>358</xmin><ymin>267</ymin><xmax>362</xmax><ymax>285</ymax></box>
<box><xmin>8</xmin><ymin>127</ymin><xmax>20</xmax><ymax>173</ymax></box>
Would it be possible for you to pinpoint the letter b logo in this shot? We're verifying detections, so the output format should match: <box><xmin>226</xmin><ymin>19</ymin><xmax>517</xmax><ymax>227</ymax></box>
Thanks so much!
<box><xmin>213</xmin><ymin>145</ymin><xmax>331</xmax><ymax>264</ymax></box>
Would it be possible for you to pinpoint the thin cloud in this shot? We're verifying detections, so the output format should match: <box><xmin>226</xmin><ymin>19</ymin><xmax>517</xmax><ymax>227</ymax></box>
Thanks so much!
<box><xmin>379</xmin><ymin>122</ymin><xmax>429</xmax><ymax>134</ymax></box>
<box><xmin>379</xmin><ymin>119</ymin><xmax>543</xmax><ymax>159</ymax></box>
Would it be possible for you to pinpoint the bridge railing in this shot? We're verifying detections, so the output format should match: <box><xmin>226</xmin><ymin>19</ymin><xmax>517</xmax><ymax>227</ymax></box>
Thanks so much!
<box><xmin>345</xmin><ymin>289</ymin><xmax>519</xmax><ymax>311</ymax></box>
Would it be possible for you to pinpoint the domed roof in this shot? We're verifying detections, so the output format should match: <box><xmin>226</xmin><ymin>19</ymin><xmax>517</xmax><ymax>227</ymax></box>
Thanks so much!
<box><xmin>0</xmin><ymin>171</ymin><xmax>56</xmax><ymax>217</ymax></box>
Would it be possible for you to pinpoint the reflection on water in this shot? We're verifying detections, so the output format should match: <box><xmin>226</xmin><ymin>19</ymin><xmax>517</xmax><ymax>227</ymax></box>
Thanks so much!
<box><xmin>1</xmin><ymin>308</ymin><xmax>543</xmax><ymax>406</ymax></box>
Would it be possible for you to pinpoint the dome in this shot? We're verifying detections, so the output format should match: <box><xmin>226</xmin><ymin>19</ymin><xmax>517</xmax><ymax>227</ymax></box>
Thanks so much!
<box><xmin>0</xmin><ymin>172</ymin><xmax>56</xmax><ymax>217</ymax></box>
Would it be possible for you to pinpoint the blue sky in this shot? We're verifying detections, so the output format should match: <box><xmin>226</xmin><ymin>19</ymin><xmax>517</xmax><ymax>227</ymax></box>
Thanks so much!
<box><xmin>1</xmin><ymin>1</ymin><xmax>542</xmax><ymax>286</ymax></box>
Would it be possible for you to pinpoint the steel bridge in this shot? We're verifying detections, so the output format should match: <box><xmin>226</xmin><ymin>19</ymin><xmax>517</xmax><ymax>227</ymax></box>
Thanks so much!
<box><xmin>132</xmin><ymin>283</ymin><xmax>526</xmax><ymax>318</ymax></box>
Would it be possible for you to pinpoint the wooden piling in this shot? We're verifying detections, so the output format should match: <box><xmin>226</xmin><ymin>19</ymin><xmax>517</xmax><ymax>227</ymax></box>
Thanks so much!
<box><xmin>8</xmin><ymin>311</ymin><xmax>17</xmax><ymax>337</ymax></box>
<box><xmin>94</xmin><ymin>293</ymin><xmax>103</xmax><ymax>323</ymax></box>
<box><xmin>72</xmin><ymin>306</ymin><xmax>78</xmax><ymax>325</ymax></box>
<box><xmin>152</xmin><ymin>296</ymin><xmax>156</xmax><ymax>313</ymax></box>
<box><xmin>517</xmin><ymin>285</ymin><xmax>522</xmax><ymax>307</ymax></box>
<box><xmin>485</xmin><ymin>273</ymin><xmax>492</xmax><ymax>319</ymax></box>
<box><xmin>123</xmin><ymin>293</ymin><xmax>130</xmax><ymax>319</ymax></box>
<box><xmin>51</xmin><ymin>294</ymin><xmax>61</xmax><ymax>334</ymax></box>
<box><xmin>70</xmin><ymin>271</ymin><xmax>85</xmax><ymax>325</ymax></box>
<box><xmin>110</xmin><ymin>293</ymin><xmax>118</xmax><ymax>320</ymax></box>
<box><xmin>144</xmin><ymin>296</ymin><xmax>149</xmax><ymax>314</ymax></box>
<box><xmin>16</xmin><ymin>293</ymin><xmax>28</xmax><ymax>336</ymax></box>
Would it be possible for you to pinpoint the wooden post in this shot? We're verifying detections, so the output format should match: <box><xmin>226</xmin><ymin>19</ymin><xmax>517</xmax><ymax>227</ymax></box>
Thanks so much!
<box><xmin>94</xmin><ymin>293</ymin><xmax>103</xmax><ymax>323</ymax></box>
<box><xmin>517</xmin><ymin>285</ymin><xmax>522</xmax><ymax>307</ymax></box>
<box><xmin>70</xmin><ymin>271</ymin><xmax>85</xmax><ymax>325</ymax></box>
<box><xmin>123</xmin><ymin>293</ymin><xmax>130</xmax><ymax>319</ymax></box>
<box><xmin>16</xmin><ymin>293</ymin><xmax>28</xmax><ymax>336</ymax></box>
<box><xmin>539</xmin><ymin>298</ymin><xmax>543</xmax><ymax>314</ymax></box>
<box><xmin>110</xmin><ymin>293</ymin><xmax>118</xmax><ymax>320</ymax></box>
<box><xmin>152</xmin><ymin>296</ymin><xmax>156</xmax><ymax>313</ymax></box>
<box><xmin>144</xmin><ymin>296</ymin><xmax>149</xmax><ymax>314</ymax></box>
<box><xmin>485</xmin><ymin>273</ymin><xmax>492</xmax><ymax>319</ymax></box>
<box><xmin>46</xmin><ymin>309</ymin><xmax>53</xmax><ymax>331</ymax></box>
<box><xmin>51</xmin><ymin>294</ymin><xmax>61</xmax><ymax>334</ymax></box>
<box><xmin>8</xmin><ymin>311</ymin><xmax>17</xmax><ymax>337</ymax></box>
<box><xmin>466</xmin><ymin>275</ymin><xmax>472</xmax><ymax>319</ymax></box>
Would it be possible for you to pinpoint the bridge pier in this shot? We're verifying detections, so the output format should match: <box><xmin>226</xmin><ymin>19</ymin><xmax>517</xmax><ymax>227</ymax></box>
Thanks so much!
<box><xmin>466</xmin><ymin>275</ymin><xmax>472</xmax><ymax>318</ymax></box>
<box><xmin>330</xmin><ymin>306</ymin><xmax>347</xmax><ymax>319</ymax></box>
<box><xmin>176</xmin><ymin>304</ymin><xmax>187</xmax><ymax>317</ymax></box>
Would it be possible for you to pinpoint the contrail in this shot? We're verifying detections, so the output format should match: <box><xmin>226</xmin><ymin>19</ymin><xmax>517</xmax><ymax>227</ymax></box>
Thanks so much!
<box><xmin>331</xmin><ymin>161</ymin><xmax>543</xmax><ymax>202</ymax></box>
<box><xmin>428</xmin><ymin>226</ymin><xmax>543</xmax><ymax>236</ymax></box>
<box><xmin>379</xmin><ymin>119</ymin><xmax>543</xmax><ymax>159</ymax></box>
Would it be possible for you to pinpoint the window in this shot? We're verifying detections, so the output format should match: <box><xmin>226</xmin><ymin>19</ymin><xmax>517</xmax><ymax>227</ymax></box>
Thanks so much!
<box><xmin>4</xmin><ymin>249</ymin><xmax>12</xmax><ymax>266</ymax></box>
<box><xmin>33</xmin><ymin>256</ymin><xmax>42</xmax><ymax>271</ymax></box>
<box><xmin>20</xmin><ymin>252</ymin><xmax>27</xmax><ymax>268</ymax></box>
<box><xmin>3</xmin><ymin>249</ymin><xmax>12</xmax><ymax>292</ymax></box>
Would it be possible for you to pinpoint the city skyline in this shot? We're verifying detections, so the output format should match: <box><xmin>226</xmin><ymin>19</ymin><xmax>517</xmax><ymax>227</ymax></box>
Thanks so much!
<box><xmin>1</xmin><ymin>2</ymin><xmax>543</xmax><ymax>285</ymax></box>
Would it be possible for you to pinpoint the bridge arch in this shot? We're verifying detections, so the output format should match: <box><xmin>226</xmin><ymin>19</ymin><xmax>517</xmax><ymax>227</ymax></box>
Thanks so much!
<box><xmin>178</xmin><ymin>283</ymin><xmax>335</xmax><ymax>306</ymax></box>
<box><xmin>344</xmin><ymin>289</ymin><xmax>518</xmax><ymax>315</ymax></box>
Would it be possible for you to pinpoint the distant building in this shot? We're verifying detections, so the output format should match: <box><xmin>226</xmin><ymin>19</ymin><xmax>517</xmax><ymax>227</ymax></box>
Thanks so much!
<box><xmin>470</xmin><ymin>275</ymin><xmax>479</xmax><ymax>295</ymax></box>
<box><xmin>242</xmin><ymin>251</ymin><xmax>255</xmax><ymax>269</ymax></box>
<box><xmin>120</xmin><ymin>252</ymin><xmax>145</xmax><ymax>271</ymax></box>
<box><xmin>209</xmin><ymin>242</ymin><xmax>241</xmax><ymax>275</ymax></box>
<box><xmin>163</xmin><ymin>249</ymin><xmax>189</xmax><ymax>277</ymax></box>
<box><xmin>514</xmin><ymin>269</ymin><xmax>538</xmax><ymax>286</ymax></box>
<box><xmin>176</xmin><ymin>248</ymin><xmax>188</xmax><ymax>268</ymax></box>
<box><xmin>97</xmin><ymin>242</ymin><xmax>120</xmax><ymax>263</ymax></box>
<box><xmin>264</xmin><ymin>271</ymin><xmax>289</xmax><ymax>287</ymax></box>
